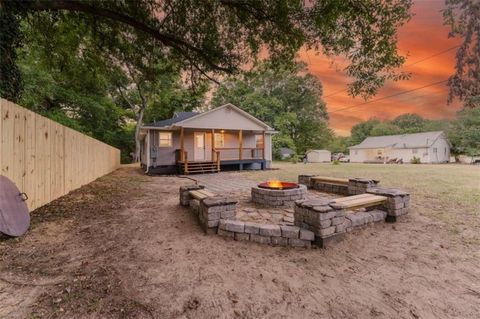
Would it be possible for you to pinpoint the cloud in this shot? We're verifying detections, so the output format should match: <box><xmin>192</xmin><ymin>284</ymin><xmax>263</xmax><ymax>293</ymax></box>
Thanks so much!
<box><xmin>300</xmin><ymin>0</ymin><xmax>462</xmax><ymax>136</ymax></box>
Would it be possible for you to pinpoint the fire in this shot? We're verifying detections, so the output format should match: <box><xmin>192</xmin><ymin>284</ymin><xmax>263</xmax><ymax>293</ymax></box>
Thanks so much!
<box><xmin>267</xmin><ymin>179</ymin><xmax>283</xmax><ymax>189</ymax></box>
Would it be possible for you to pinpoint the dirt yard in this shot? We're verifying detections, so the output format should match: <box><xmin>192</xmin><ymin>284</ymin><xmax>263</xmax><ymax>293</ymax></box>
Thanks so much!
<box><xmin>1</xmin><ymin>163</ymin><xmax>479</xmax><ymax>318</ymax></box>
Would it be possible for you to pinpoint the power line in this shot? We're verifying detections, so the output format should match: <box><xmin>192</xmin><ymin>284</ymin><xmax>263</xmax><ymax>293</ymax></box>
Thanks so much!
<box><xmin>328</xmin><ymin>79</ymin><xmax>448</xmax><ymax>114</ymax></box>
<box><xmin>323</xmin><ymin>45</ymin><xmax>459</xmax><ymax>99</ymax></box>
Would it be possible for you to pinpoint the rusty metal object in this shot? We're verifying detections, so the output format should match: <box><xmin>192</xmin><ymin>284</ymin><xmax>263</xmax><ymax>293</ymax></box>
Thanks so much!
<box><xmin>0</xmin><ymin>175</ymin><xmax>30</xmax><ymax>237</ymax></box>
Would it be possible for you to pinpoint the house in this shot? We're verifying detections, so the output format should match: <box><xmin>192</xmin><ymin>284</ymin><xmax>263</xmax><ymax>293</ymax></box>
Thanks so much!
<box><xmin>349</xmin><ymin>131</ymin><xmax>451</xmax><ymax>163</ymax></box>
<box><xmin>306</xmin><ymin>149</ymin><xmax>331</xmax><ymax>163</ymax></box>
<box><xmin>139</xmin><ymin>103</ymin><xmax>275</xmax><ymax>174</ymax></box>
<box><xmin>279</xmin><ymin>147</ymin><xmax>295</xmax><ymax>159</ymax></box>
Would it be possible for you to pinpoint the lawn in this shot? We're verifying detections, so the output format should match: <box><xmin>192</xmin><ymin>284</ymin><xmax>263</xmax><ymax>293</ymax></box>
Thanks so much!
<box><xmin>244</xmin><ymin>162</ymin><xmax>480</xmax><ymax>243</ymax></box>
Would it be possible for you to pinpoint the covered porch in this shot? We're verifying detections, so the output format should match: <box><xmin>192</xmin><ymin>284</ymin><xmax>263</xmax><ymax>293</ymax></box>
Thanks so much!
<box><xmin>175</xmin><ymin>127</ymin><xmax>267</xmax><ymax>174</ymax></box>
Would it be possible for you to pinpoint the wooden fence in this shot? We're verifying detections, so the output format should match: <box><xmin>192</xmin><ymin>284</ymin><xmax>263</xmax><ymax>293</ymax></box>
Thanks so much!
<box><xmin>0</xmin><ymin>98</ymin><xmax>121</xmax><ymax>211</ymax></box>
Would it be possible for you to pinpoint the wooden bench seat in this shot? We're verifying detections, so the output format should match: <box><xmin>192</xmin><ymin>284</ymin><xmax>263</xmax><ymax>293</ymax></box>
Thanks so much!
<box><xmin>189</xmin><ymin>189</ymin><xmax>215</xmax><ymax>200</ymax></box>
<box><xmin>311</xmin><ymin>176</ymin><xmax>349</xmax><ymax>186</ymax></box>
<box><xmin>331</xmin><ymin>194</ymin><xmax>387</xmax><ymax>210</ymax></box>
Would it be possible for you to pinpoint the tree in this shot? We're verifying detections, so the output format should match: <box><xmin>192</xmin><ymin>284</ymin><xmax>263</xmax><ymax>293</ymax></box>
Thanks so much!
<box><xmin>443</xmin><ymin>0</ymin><xmax>480</xmax><ymax>108</ymax></box>
<box><xmin>1</xmin><ymin>0</ymin><xmax>413</xmax><ymax>101</ymax></box>
<box><xmin>448</xmin><ymin>108</ymin><xmax>480</xmax><ymax>156</ymax></box>
<box><xmin>350</xmin><ymin>119</ymin><xmax>381</xmax><ymax>145</ymax></box>
<box><xmin>391</xmin><ymin>113</ymin><xmax>426</xmax><ymax>133</ymax></box>
<box><xmin>327</xmin><ymin>136</ymin><xmax>351</xmax><ymax>154</ymax></box>
<box><xmin>212</xmin><ymin>61</ymin><xmax>333</xmax><ymax>155</ymax></box>
<box><xmin>370</xmin><ymin>122</ymin><xmax>402</xmax><ymax>136</ymax></box>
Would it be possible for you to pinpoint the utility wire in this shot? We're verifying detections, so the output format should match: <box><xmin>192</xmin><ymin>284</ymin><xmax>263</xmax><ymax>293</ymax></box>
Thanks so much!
<box><xmin>328</xmin><ymin>79</ymin><xmax>449</xmax><ymax>114</ymax></box>
<box><xmin>323</xmin><ymin>45</ymin><xmax>459</xmax><ymax>99</ymax></box>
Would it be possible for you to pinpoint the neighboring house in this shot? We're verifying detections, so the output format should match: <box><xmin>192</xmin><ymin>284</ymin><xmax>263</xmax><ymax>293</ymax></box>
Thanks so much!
<box><xmin>140</xmin><ymin>103</ymin><xmax>275</xmax><ymax>174</ymax></box>
<box><xmin>279</xmin><ymin>147</ymin><xmax>295</xmax><ymax>159</ymax></box>
<box><xmin>306</xmin><ymin>149</ymin><xmax>331</xmax><ymax>163</ymax></box>
<box><xmin>349</xmin><ymin>131</ymin><xmax>451</xmax><ymax>163</ymax></box>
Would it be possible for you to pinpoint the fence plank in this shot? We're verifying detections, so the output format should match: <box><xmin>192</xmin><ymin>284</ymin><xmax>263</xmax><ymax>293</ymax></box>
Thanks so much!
<box><xmin>0</xmin><ymin>98</ymin><xmax>120</xmax><ymax>211</ymax></box>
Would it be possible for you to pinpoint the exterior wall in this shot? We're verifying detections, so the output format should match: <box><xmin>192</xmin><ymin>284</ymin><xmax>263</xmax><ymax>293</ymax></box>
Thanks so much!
<box><xmin>350</xmin><ymin>149</ymin><xmax>377</xmax><ymax>162</ymax></box>
<box><xmin>429</xmin><ymin>137</ymin><xmax>450</xmax><ymax>163</ymax></box>
<box><xmin>307</xmin><ymin>150</ymin><xmax>331</xmax><ymax>162</ymax></box>
<box><xmin>265</xmin><ymin>133</ymin><xmax>272</xmax><ymax>168</ymax></box>
<box><xmin>386</xmin><ymin>147</ymin><xmax>428</xmax><ymax>163</ymax></box>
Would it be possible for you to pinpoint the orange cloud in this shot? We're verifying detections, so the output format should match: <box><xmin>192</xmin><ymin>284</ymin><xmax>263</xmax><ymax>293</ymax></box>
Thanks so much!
<box><xmin>300</xmin><ymin>0</ymin><xmax>463</xmax><ymax>136</ymax></box>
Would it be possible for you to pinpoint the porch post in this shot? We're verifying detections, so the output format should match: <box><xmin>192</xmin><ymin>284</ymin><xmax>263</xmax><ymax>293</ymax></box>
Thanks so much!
<box><xmin>146</xmin><ymin>130</ymin><xmax>150</xmax><ymax>170</ymax></box>
<box><xmin>262</xmin><ymin>131</ymin><xmax>266</xmax><ymax>160</ymax></box>
<box><xmin>239</xmin><ymin>129</ymin><xmax>243</xmax><ymax>160</ymax></box>
<box><xmin>211</xmin><ymin>129</ymin><xmax>215</xmax><ymax>160</ymax></box>
<box><xmin>180</xmin><ymin>127</ymin><xmax>184</xmax><ymax>162</ymax></box>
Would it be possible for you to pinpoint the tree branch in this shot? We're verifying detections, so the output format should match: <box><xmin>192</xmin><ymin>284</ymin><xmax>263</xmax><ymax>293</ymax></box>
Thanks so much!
<box><xmin>20</xmin><ymin>0</ymin><xmax>234</xmax><ymax>73</ymax></box>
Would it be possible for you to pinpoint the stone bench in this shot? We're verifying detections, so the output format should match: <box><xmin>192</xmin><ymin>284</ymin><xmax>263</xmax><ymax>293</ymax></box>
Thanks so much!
<box><xmin>298</xmin><ymin>175</ymin><xmax>380</xmax><ymax>195</ymax></box>
<box><xmin>294</xmin><ymin>187</ymin><xmax>410</xmax><ymax>248</ymax></box>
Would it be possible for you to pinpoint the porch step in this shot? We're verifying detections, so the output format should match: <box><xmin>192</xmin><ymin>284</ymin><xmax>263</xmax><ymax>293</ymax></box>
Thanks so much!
<box><xmin>178</xmin><ymin>161</ymin><xmax>220</xmax><ymax>174</ymax></box>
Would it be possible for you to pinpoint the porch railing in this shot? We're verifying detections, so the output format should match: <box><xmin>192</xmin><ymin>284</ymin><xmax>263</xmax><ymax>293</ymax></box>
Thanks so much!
<box><xmin>215</xmin><ymin>147</ymin><xmax>264</xmax><ymax>160</ymax></box>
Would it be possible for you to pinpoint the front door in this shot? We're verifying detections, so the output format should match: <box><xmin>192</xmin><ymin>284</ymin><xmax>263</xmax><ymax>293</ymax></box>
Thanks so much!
<box><xmin>194</xmin><ymin>132</ymin><xmax>206</xmax><ymax>161</ymax></box>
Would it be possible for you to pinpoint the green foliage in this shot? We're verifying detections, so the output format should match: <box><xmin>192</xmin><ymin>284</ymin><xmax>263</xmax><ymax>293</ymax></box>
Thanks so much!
<box><xmin>391</xmin><ymin>113</ymin><xmax>426</xmax><ymax>133</ymax></box>
<box><xmin>410</xmin><ymin>156</ymin><xmax>421</xmax><ymax>164</ymax></box>
<box><xmin>0</xmin><ymin>4</ymin><xmax>23</xmax><ymax>101</ymax></box>
<box><xmin>4</xmin><ymin>0</ymin><xmax>413</xmax><ymax>101</ymax></box>
<box><xmin>326</xmin><ymin>136</ymin><xmax>350</xmax><ymax>153</ymax></box>
<box><xmin>350</xmin><ymin>119</ymin><xmax>381</xmax><ymax>145</ymax></box>
<box><xmin>290</xmin><ymin>154</ymin><xmax>300</xmax><ymax>164</ymax></box>
<box><xmin>332</xmin><ymin>159</ymin><xmax>340</xmax><ymax>165</ymax></box>
<box><xmin>212</xmin><ymin>61</ymin><xmax>333</xmax><ymax>155</ymax></box>
<box><xmin>448</xmin><ymin>108</ymin><xmax>480</xmax><ymax>156</ymax></box>
<box><xmin>443</xmin><ymin>0</ymin><xmax>480</xmax><ymax>107</ymax></box>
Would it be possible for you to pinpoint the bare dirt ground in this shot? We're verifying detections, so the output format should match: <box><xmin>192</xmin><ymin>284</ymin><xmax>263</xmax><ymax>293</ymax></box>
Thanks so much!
<box><xmin>1</xmin><ymin>165</ymin><xmax>480</xmax><ymax>318</ymax></box>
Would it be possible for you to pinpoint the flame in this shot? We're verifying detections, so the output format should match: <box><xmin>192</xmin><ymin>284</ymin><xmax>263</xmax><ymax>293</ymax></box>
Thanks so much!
<box><xmin>267</xmin><ymin>179</ymin><xmax>283</xmax><ymax>189</ymax></box>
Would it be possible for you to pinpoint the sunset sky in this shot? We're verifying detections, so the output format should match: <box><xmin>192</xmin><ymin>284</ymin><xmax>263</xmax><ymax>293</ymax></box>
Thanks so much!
<box><xmin>300</xmin><ymin>0</ymin><xmax>463</xmax><ymax>136</ymax></box>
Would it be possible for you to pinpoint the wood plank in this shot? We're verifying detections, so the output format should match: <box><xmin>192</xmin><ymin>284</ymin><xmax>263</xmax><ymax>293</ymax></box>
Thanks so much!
<box><xmin>24</xmin><ymin>109</ymin><xmax>36</xmax><ymax>210</ymax></box>
<box><xmin>332</xmin><ymin>194</ymin><xmax>374</xmax><ymax>203</ymax></box>
<box><xmin>189</xmin><ymin>190</ymin><xmax>209</xmax><ymax>200</ymax></box>
<box><xmin>197</xmin><ymin>189</ymin><xmax>215</xmax><ymax>197</ymax></box>
<box><xmin>333</xmin><ymin>195</ymin><xmax>387</xmax><ymax>209</ymax></box>
<box><xmin>312</xmin><ymin>176</ymin><xmax>349</xmax><ymax>184</ymax></box>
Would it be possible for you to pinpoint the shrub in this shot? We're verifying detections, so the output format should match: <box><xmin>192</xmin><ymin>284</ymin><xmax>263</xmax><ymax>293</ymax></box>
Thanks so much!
<box><xmin>410</xmin><ymin>156</ymin><xmax>421</xmax><ymax>164</ymax></box>
<box><xmin>332</xmin><ymin>159</ymin><xmax>340</xmax><ymax>165</ymax></box>
<box><xmin>290</xmin><ymin>154</ymin><xmax>299</xmax><ymax>164</ymax></box>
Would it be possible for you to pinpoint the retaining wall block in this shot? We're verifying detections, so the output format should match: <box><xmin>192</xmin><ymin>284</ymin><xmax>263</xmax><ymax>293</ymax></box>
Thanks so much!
<box><xmin>259</xmin><ymin>224</ymin><xmax>281</xmax><ymax>237</ymax></box>
<box><xmin>299</xmin><ymin>229</ymin><xmax>315</xmax><ymax>241</ymax></box>
<box><xmin>271</xmin><ymin>237</ymin><xmax>289</xmax><ymax>246</ymax></box>
<box><xmin>288</xmin><ymin>238</ymin><xmax>311</xmax><ymax>248</ymax></box>
<box><xmin>280</xmin><ymin>225</ymin><xmax>300</xmax><ymax>239</ymax></box>
<box><xmin>234</xmin><ymin>233</ymin><xmax>250</xmax><ymax>241</ymax></box>
<box><xmin>250</xmin><ymin>234</ymin><xmax>271</xmax><ymax>244</ymax></box>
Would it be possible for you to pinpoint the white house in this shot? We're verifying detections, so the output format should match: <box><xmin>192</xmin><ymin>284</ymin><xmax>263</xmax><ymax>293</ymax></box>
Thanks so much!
<box><xmin>306</xmin><ymin>149</ymin><xmax>331</xmax><ymax>163</ymax></box>
<box><xmin>349</xmin><ymin>131</ymin><xmax>451</xmax><ymax>164</ymax></box>
<box><xmin>139</xmin><ymin>103</ymin><xmax>275</xmax><ymax>174</ymax></box>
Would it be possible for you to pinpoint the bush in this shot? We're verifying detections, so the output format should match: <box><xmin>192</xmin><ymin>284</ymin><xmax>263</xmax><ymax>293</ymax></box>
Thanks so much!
<box><xmin>410</xmin><ymin>156</ymin><xmax>421</xmax><ymax>164</ymax></box>
<box><xmin>290</xmin><ymin>154</ymin><xmax>300</xmax><ymax>164</ymax></box>
<box><xmin>332</xmin><ymin>159</ymin><xmax>340</xmax><ymax>165</ymax></box>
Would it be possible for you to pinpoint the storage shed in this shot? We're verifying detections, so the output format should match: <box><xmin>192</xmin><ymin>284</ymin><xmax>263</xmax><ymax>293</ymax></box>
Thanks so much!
<box><xmin>306</xmin><ymin>150</ymin><xmax>331</xmax><ymax>163</ymax></box>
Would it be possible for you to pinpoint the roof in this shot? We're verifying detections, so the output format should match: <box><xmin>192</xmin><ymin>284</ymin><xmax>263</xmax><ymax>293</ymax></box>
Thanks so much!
<box><xmin>280</xmin><ymin>147</ymin><xmax>295</xmax><ymax>155</ymax></box>
<box><xmin>142</xmin><ymin>104</ymin><xmax>274</xmax><ymax>131</ymax></box>
<box><xmin>145</xmin><ymin>112</ymin><xmax>199</xmax><ymax>128</ymax></box>
<box><xmin>349</xmin><ymin>131</ymin><xmax>447</xmax><ymax>150</ymax></box>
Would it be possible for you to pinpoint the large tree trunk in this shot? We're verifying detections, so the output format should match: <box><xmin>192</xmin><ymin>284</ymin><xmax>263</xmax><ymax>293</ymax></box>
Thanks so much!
<box><xmin>133</xmin><ymin>107</ymin><xmax>145</xmax><ymax>163</ymax></box>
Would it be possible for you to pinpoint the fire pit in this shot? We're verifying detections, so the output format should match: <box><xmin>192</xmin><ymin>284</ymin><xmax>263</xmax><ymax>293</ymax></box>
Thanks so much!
<box><xmin>252</xmin><ymin>180</ymin><xmax>307</xmax><ymax>207</ymax></box>
<box><xmin>258</xmin><ymin>181</ymin><xmax>299</xmax><ymax>190</ymax></box>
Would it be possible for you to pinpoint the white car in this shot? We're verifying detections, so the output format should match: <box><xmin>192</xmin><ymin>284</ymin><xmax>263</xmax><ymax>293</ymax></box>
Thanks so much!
<box><xmin>339</xmin><ymin>156</ymin><xmax>350</xmax><ymax>163</ymax></box>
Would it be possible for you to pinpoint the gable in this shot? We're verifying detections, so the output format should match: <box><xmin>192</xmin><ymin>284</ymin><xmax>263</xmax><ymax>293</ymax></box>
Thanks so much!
<box><xmin>177</xmin><ymin>104</ymin><xmax>270</xmax><ymax>131</ymax></box>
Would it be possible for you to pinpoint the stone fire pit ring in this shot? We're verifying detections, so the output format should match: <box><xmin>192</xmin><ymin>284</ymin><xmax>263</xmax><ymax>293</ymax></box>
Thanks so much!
<box><xmin>251</xmin><ymin>183</ymin><xmax>307</xmax><ymax>207</ymax></box>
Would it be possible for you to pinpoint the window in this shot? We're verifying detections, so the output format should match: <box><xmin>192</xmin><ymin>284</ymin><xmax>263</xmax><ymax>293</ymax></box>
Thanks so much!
<box><xmin>255</xmin><ymin>134</ymin><xmax>264</xmax><ymax>148</ymax></box>
<box><xmin>159</xmin><ymin>132</ymin><xmax>172</xmax><ymax>147</ymax></box>
<box><xmin>412</xmin><ymin>149</ymin><xmax>418</xmax><ymax>154</ymax></box>
<box><xmin>214</xmin><ymin>133</ymin><xmax>224</xmax><ymax>148</ymax></box>
<box><xmin>377</xmin><ymin>149</ymin><xmax>383</xmax><ymax>156</ymax></box>
<box><xmin>433</xmin><ymin>147</ymin><xmax>437</xmax><ymax>153</ymax></box>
